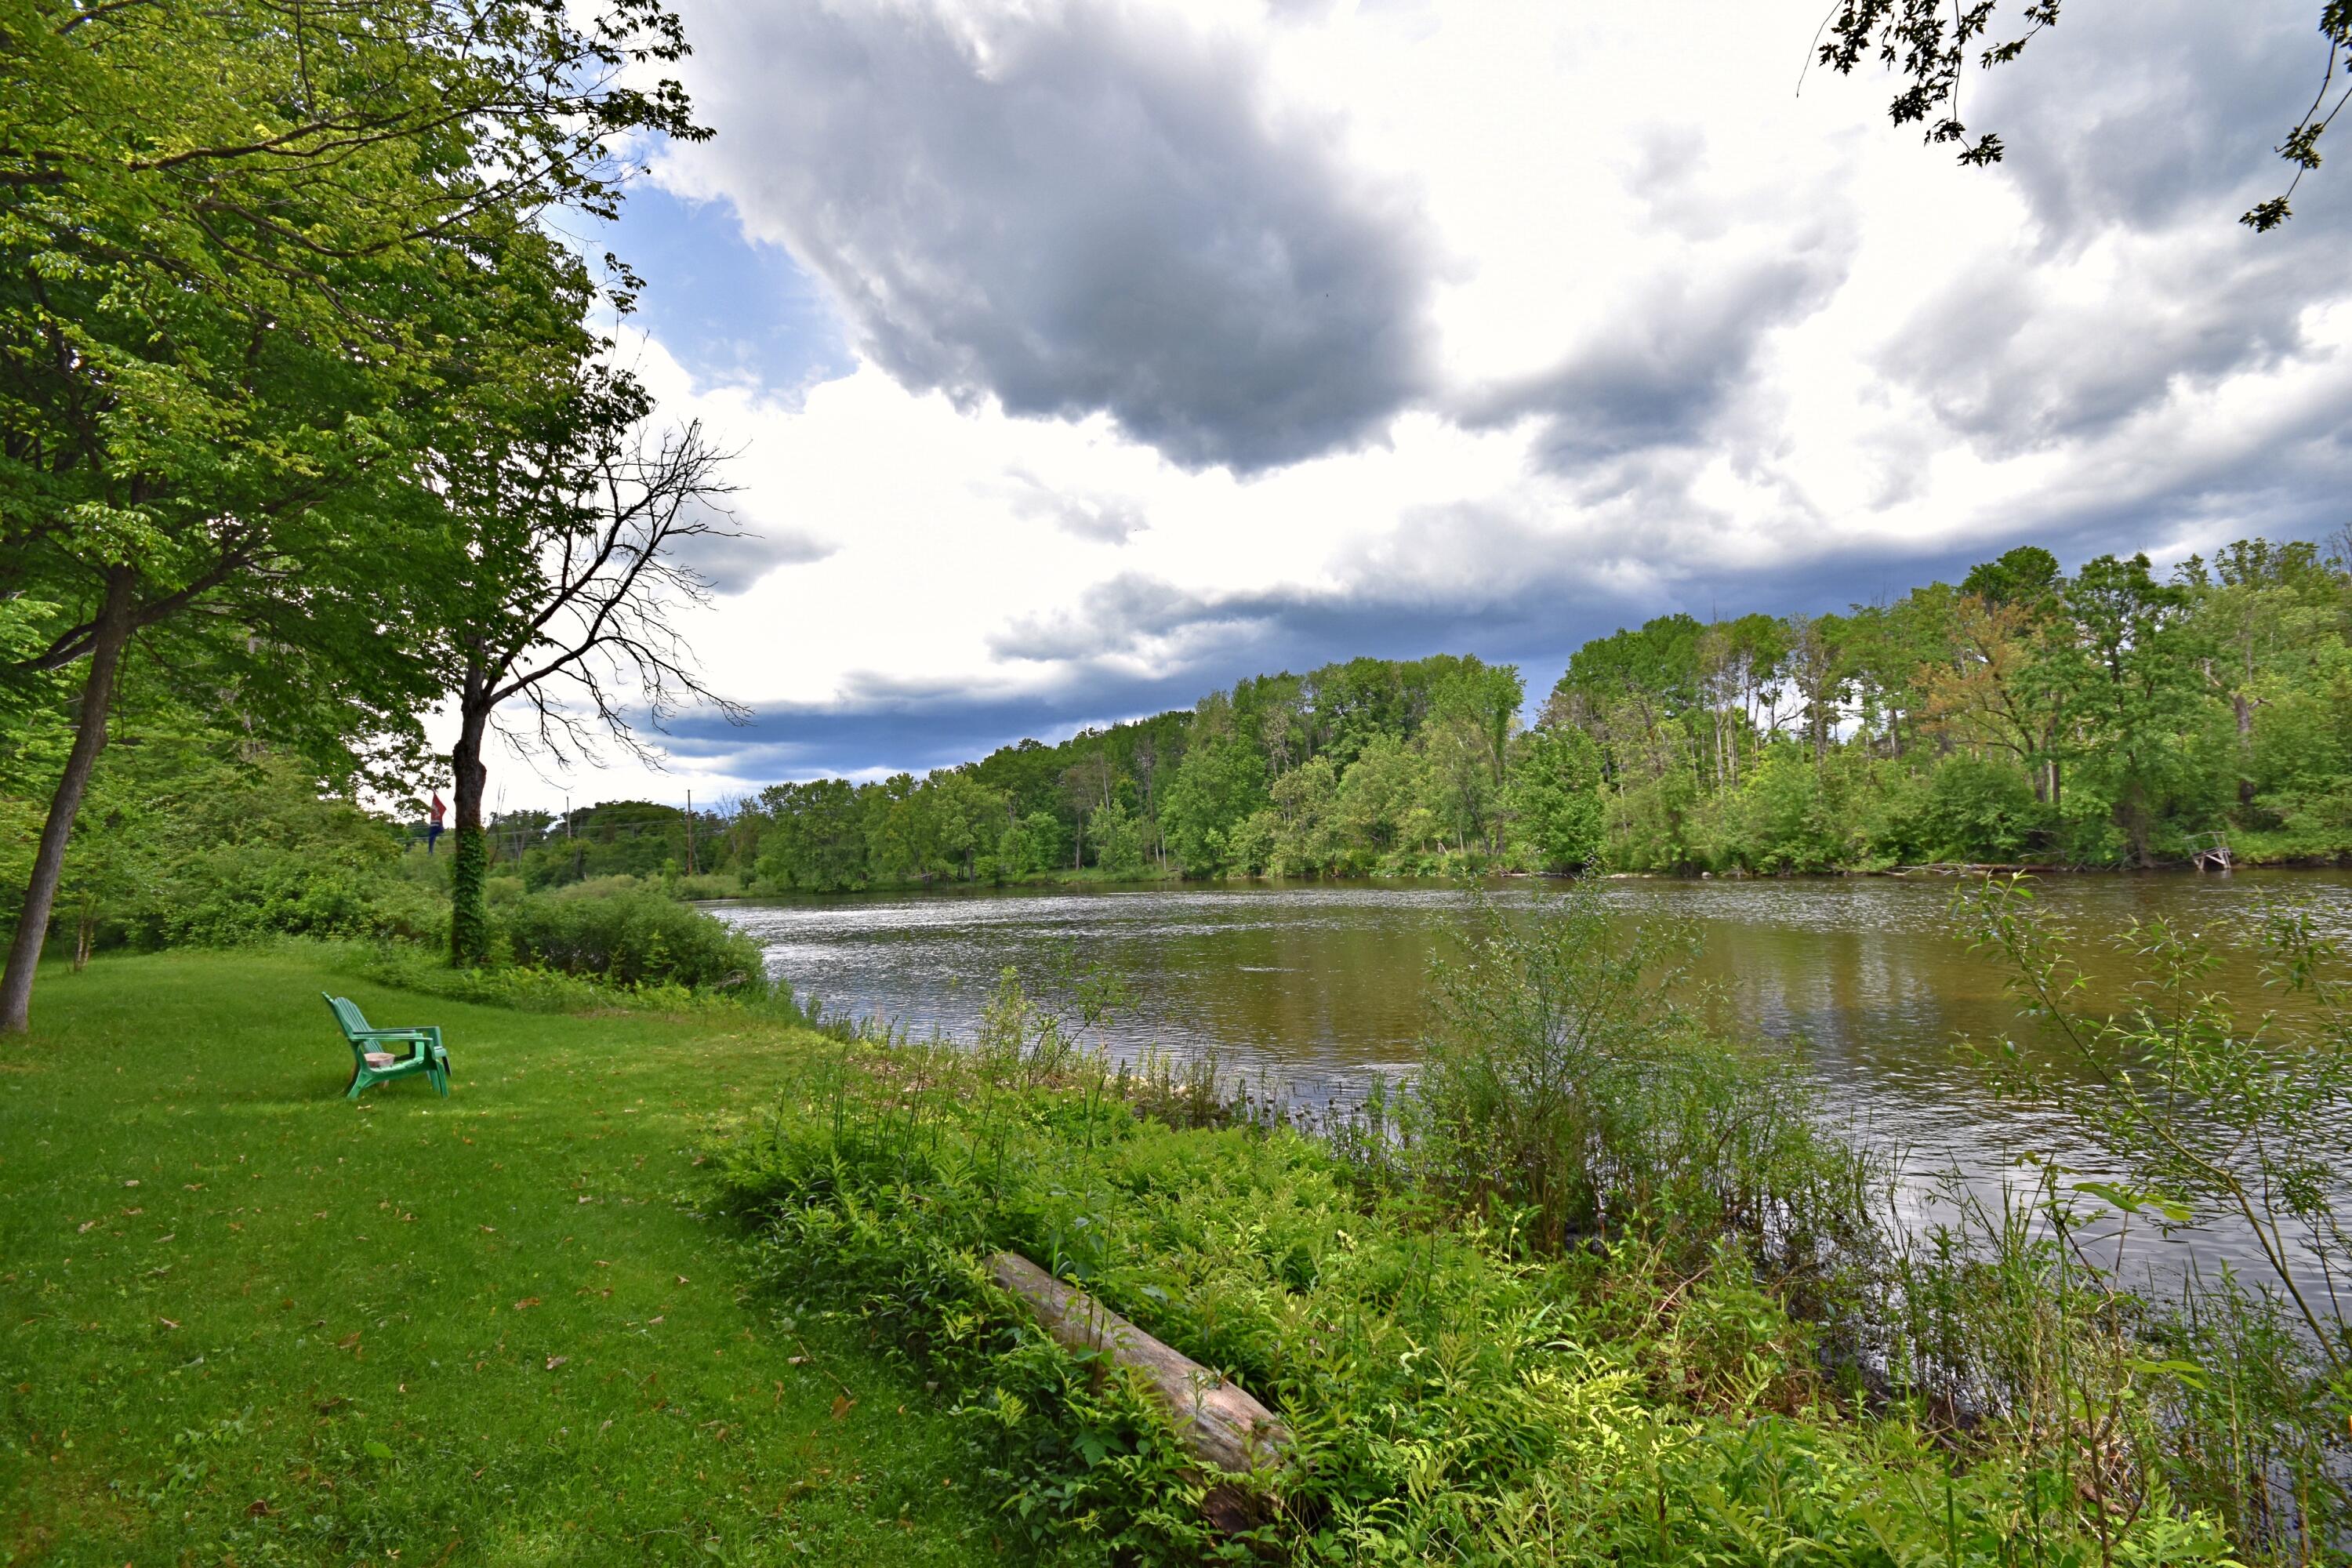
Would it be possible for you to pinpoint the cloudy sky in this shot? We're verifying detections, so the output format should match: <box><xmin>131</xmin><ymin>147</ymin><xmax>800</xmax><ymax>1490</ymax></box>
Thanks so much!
<box><xmin>461</xmin><ymin>0</ymin><xmax>2352</xmax><ymax>814</ymax></box>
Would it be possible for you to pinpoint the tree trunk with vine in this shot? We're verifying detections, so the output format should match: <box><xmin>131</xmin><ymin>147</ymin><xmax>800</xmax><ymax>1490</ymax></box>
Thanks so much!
<box><xmin>448</xmin><ymin>700</ymin><xmax>492</xmax><ymax>967</ymax></box>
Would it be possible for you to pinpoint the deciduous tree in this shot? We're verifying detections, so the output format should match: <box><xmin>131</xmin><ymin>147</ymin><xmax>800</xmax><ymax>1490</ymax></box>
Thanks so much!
<box><xmin>437</xmin><ymin>401</ymin><xmax>744</xmax><ymax>964</ymax></box>
<box><xmin>0</xmin><ymin>0</ymin><xmax>702</xmax><ymax>1028</ymax></box>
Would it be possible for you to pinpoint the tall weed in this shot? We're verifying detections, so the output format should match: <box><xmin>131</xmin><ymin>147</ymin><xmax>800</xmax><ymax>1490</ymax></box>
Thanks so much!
<box><xmin>1371</xmin><ymin>884</ymin><xmax>1886</xmax><ymax>1294</ymax></box>
<box><xmin>1940</xmin><ymin>877</ymin><xmax>2352</xmax><ymax>1559</ymax></box>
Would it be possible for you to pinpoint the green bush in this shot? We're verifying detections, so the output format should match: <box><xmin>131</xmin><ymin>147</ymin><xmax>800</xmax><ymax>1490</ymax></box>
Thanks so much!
<box><xmin>1507</xmin><ymin>724</ymin><xmax>1606</xmax><ymax>871</ymax></box>
<box><xmin>706</xmin><ymin>890</ymin><xmax>2342</xmax><ymax>1565</ymax></box>
<box><xmin>347</xmin><ymin>938</ymin><xmax>802</xmax><ymax>1020</ymax></box>
<box><xmin>1715</xmin><ymin>750</ymin><xmax>1845</xmax><ymax>873</ymax></box>
<box><xmin>1392</xmin><ymin>885</ymin><xmax>1881</xmax><ymax>1276</ymax></box>
<box><xmin>154</xmin><ymin>849</ymin><xmax>445</xmax><ymax>947</ymax></box>
<box><xmin>546</xmin><ymin>872</ymin><xmax>648</xmax><ymax>900</ymax></box>
<box><xmin>499</xmin><ymin>882</ymin><xmax>771</xmax><ymax>991</ymax></box>
<box><xmin>1906</xmin><ymin>757</ymin><xmax>2047</xmax><ymax>863</ymax></box>
<box><xmin>54</xmin><ymin>753</ymin><xmax>445</xmax><ymax>953</ymax></box>
<box><xmin>668</xmin><ymin>869</ymin><xmax>752</xmax><ymax>900</ymax></box>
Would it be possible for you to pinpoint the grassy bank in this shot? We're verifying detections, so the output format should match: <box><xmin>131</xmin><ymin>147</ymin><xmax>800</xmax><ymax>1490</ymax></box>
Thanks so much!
<box><xmin>0</xmin><ymin>951</ymin><xmax>997</xmax><ymax>1566</ymax></box>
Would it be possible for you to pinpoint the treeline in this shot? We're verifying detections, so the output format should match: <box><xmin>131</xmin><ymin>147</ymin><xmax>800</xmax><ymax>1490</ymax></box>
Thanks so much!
<box><xmin>1553</xmin><ymin>539</ymin><xmax>2352</xmax><ymax>871</ymax></box>
<box><xmin>493</xmin><ymin>534</ymin><xmax>2352</xmax><ymax>891</ymax></box>
<box><xmin>484</xmin><ymin>654</ymin><xmax>1581</xmax><ymax>891</ymax></box>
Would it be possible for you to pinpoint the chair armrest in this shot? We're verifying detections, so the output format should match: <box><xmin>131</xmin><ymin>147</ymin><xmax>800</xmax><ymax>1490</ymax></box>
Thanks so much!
<box><xmin>353</xmin><ymin>1028</ymin><xmax>441</xmax><ymax>1062</ymax></box>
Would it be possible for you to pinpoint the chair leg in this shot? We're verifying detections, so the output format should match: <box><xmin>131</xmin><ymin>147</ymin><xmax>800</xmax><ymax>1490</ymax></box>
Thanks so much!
<box><xmin>345</xmin><ymin>1066</ymin><xmax>368</xmax><ymax>1101</ymax></box>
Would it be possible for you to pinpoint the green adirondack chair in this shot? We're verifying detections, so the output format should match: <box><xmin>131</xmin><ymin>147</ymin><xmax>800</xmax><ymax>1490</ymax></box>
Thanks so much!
<box><xmin>322</xmin><ymin>993</ymin><xmax>450</xmax><ymax>1100</ymax></box>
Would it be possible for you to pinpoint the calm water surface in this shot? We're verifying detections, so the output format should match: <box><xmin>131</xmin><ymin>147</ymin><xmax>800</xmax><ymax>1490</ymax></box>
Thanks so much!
<box><xmin>710</xmin><ymin>872</ymin><xmax>2352</xmax><ymax>1276</ymax></box>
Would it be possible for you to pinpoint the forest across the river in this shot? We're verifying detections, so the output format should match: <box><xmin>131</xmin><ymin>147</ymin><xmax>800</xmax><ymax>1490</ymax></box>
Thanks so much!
<box><xmin>464</xmin><ymin>536</ymin><xmax>2352</xmax><ymax>895</ymax></box>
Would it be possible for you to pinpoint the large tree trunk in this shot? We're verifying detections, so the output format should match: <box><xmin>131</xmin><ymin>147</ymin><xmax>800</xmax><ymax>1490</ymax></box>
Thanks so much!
<box><xmin>449</xmin><ymin>697</ymin><xmax>491</xmax><ymax>967</ymax></box>
<box><xmin>1</xmin><ymin>568</ymin><xmax>139</xmax><ymax>1034</ymax></box>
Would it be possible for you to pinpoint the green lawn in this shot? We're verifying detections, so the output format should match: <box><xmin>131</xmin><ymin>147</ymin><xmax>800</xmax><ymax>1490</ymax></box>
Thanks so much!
<box><xmin>0</xmin><ymin>950</ymin><xmax>999</xmax><ymax>1566</ymax></box>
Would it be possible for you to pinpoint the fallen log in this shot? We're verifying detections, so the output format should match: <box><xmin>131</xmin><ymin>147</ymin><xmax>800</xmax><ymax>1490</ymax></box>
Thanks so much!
<box><xmin>986</xmin><ymin>1250</ymin><xmax>1290</xmax><ymax>1490</ymax></box>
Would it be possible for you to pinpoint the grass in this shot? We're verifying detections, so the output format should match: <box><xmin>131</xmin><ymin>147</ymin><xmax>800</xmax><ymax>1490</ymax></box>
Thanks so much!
<box><xmin>0</xmin><ymin>949</ymin><xmax>1000</xmax><ymax>1566</ymax></box>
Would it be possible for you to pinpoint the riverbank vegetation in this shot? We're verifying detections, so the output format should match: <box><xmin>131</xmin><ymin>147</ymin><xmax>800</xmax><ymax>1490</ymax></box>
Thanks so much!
<box><xmin>711</xmin><ymin>878</ymin><xmax>2352</xmax><ymax>1565</ymax></box>
<box><xmin>0</xmin><ymin>729</ymin><xmax>782</xmax><ymax>1007</ymax></box>
<box><xmin>2</xmin><ymin>877</ymin><xmax>2343</xmax><ymax>1564</ymax></box>
<box><xmin>463</xmin><ymin>536</ymin><xmax>2352</xmax><ymax>895</ymax></box>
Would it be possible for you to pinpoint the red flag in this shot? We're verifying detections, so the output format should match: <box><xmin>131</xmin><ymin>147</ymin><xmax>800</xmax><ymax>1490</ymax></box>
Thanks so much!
<box><xmin>429</xmin><ymin>793</ymin><xmax>446</xmax><ymax>826</ymax></box>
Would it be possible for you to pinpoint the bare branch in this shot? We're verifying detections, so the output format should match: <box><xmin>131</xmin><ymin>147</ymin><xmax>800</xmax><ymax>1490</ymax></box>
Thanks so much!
<box><xmin>459</xmin><ymin>413</ymin><xmax>750</xmax><ymax>772</ymax></box>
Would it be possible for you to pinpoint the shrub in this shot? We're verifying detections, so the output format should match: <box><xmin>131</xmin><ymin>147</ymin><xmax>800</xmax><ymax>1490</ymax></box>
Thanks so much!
<box><xmin>1907</xmin><ymin>757</ymin><xmax>2046</xmax><ymax>862</ymax></box>
<box><xmin>498</xmin><ymin>883</ymin><xmax>770</xmax><ymax>991</ymax></box>
<box><xmin>1719</xmin><ymin>750</ymin><xmax>1843</xmax><ymax>873</ymax></box>
<box><xmin>1507</xmin><ymin>725</ymin><xmax>1605</xmax><ymax>871</ymax></box>
<box><xmin>546</xmin><ymin>872</ymin><xmax>646</xmax><ymax>901</ymax></box>
<box><xmin>65</xmin><ymin>754</ymin><xmax>445</xmax><ymax>953</ymax></box>
<box><xmin>348</xmin><ymin>939</ymin><xmax>803</xmax><ymax>1021</ymax></box>
<box><xmin>1390</xmin><ymin>884</ymin><xmax>1882</xmax><ymax>1278</ymax></box>
<box><xmin>1941</xmin><ymin>879</ymin><xmax>2352</xmax><ymax>1556</ymax></box>
<box><xmin>699</xmin><ymin>884</ymin><xmax>2336</xmax><ymax>1568</ymax></box>
<box><xmin>667</xmin><ymin>870</ymin><xmax>751</xmax><ymax>900</ymax></box>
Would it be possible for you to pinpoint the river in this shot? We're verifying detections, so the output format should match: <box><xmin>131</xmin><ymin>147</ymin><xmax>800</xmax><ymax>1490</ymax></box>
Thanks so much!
<box><xmin>708</xmin><ymin>870</ymin><xmax>2352</xmax><ymax>1279</ymax></box>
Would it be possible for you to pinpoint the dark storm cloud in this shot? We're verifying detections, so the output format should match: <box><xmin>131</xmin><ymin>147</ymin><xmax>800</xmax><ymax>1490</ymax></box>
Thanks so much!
<box><xmin>1987</xmin><ymin>377</ymin><xmax>2352</xmax><ymax>555</ymax></box>
<box><xmin>663</xmin><ymin>540</ymin><xmax>1963</xmax><ymax>784</ymax></box>
<box><xmin>1461</xmin><ymin>246</ymin><xmax>1847</xmax><ymax>466</ymax></box>
<box><xmin>633</xmin><ymin>2</ymin><xmax>2352</xmax><ymax>789</ymax></box>
<box><xmin>984</xmin><ymin>504</ymin><xmax>1705</xmax><ymax>684</ymax></box>
<box><xmin>1969</xmin><ymin>0</ymin><xmax>2347</xmax><ymax>241</ymax></box>
<box><xmin>985</xmin><ymin>411</ymin><xmax>2352</xmax><ymax>718</ymax></box>
<box><xmin>988</xmin><ymin>572</ymin><xmax>1268</xmax><ymax>662</ymax></box>
<box><xmin>659</xmin><ymin>670</ymin><xmax>1209</xmax><ymax>782</ymax></box>
<box><xmin>1456</xmin><ymin>119</ymin><xmax>1853</xmax><ymax>471</ymax></box>
<box><xmin>673</xmin><ymin>0</ymin><xmax>1438</xmax><ymax>473</ymax></box>
<box><xmin>675</xmin><ymin>435</ymin><xmax>2352</xmax><ymax>789</ymax></box>
<box><xmin>1877</xmin><ymin>247</ymin><xmax>2316</xmax><ymax>453</ymax></box>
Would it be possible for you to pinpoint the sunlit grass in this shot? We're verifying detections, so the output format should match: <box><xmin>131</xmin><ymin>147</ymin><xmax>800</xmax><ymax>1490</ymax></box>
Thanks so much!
<box><xmin>0</xmin><ymin>950</ymin><xmax>997</xmax><ymax>1566</ymax></box>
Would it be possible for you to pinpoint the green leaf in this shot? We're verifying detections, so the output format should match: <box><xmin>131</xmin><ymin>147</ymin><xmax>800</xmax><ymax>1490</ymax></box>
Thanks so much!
<box><xmin>2071</xmin><ymin>1180</ymin><xmax>2189</xmax><ymax>1223</ymax></box>
<box><xmin>2125</xmin><ymin>1357</ymin><xmax>2209</xmax><ymax>1392</ymax></box>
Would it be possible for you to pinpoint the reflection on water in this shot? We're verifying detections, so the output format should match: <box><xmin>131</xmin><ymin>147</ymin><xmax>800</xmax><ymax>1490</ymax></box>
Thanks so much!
<box><xmin>709</xmin><ymin>871</ymin><xmax>2352</xmax><ymax>1279</ymax></box>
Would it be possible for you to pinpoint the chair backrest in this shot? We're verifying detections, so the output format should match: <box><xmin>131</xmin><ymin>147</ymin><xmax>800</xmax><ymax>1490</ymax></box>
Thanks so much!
<box><xmin>321</xmin><ymin>993</ymin><xmax>371</xmax><ymax>1041</ymax></box>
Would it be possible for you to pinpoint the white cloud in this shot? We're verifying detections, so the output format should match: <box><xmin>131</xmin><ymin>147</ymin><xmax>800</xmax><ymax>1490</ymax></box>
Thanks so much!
<box><xmin>465</xmin><ymin>0</ymin><xmax>2352</xmax><ymax>808</ymax></box>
